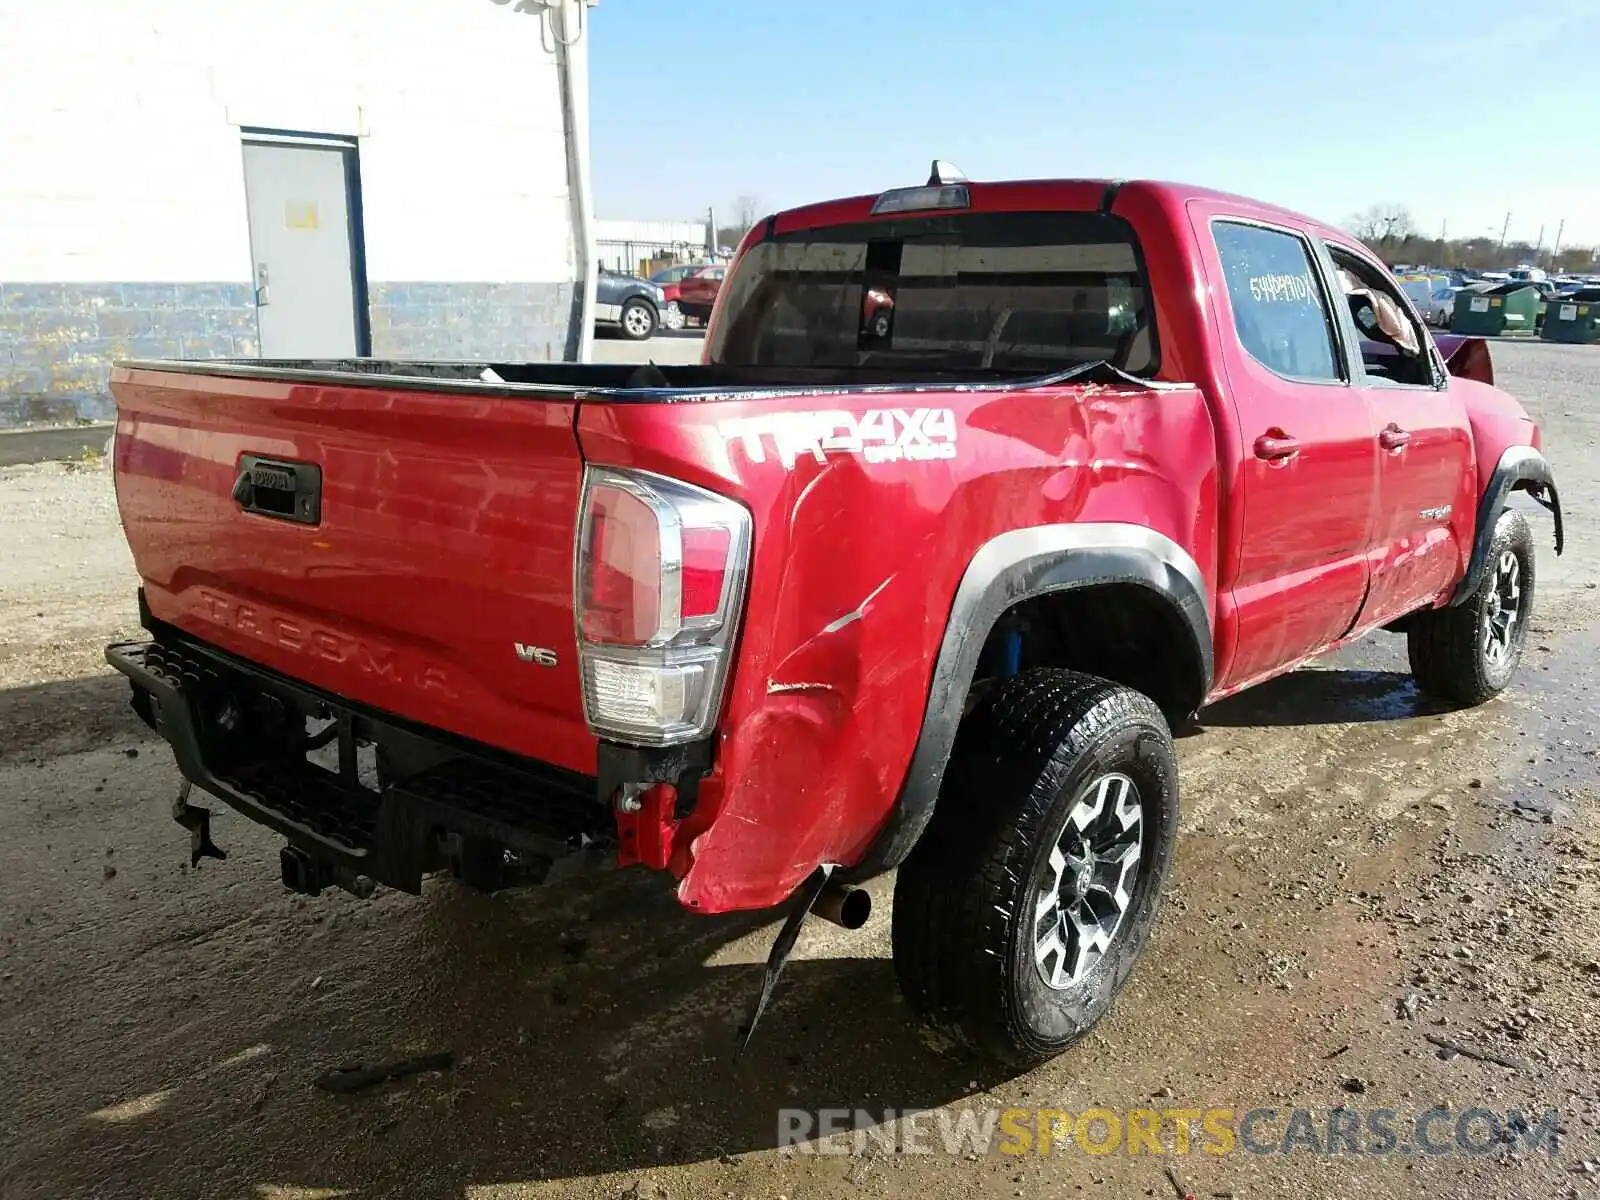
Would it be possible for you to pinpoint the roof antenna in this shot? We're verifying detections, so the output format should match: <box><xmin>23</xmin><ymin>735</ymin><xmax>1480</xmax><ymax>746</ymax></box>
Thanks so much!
<box><xmin>928</xmin><ymin>159</ymin><xmax>967</xmax><ymax>186</ymax></box>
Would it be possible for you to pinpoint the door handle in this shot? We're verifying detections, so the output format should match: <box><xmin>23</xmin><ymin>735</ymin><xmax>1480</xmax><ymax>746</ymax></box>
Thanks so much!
<box><xmin>254</xmin><ymin>262</ymin><xmax>271</xmax><ymax>307</ymax></box>
<box><xmin>1253</xmin><ymin>430</ymin><xmax>1300</xmax><ymax>461</ymax></box>
<box><xmin>1379</xmin><ymin>424</ymin><xmax>1412</xmax><ymax>451</ymax></box>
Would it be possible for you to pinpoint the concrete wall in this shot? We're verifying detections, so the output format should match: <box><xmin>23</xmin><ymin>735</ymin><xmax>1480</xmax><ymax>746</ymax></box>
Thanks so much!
<box><xmin>368</xmin><ymin>282</ymin><xmax>575</xmax><ymax>362</ymax></box>
<box><xmin>0</xmin><ymin>285</ymin><xmax>258</xmax><ymax>425</ymax></box>
<box><xmin>0</xmin><ymin>0</ymin><xmax>582</xmax><ymax>426</ymax></box>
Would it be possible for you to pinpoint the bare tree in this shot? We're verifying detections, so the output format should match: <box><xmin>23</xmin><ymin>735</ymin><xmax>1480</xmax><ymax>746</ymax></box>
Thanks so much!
<box><xmin>1326</xmin><ymin>213</ymin><xmax>1596</xmax><ymax>271</ymax></box>
<box><xmin>712</xmin><ymin>196</ymin><xmax>765</xmax><ymax>253</ymax></box>
<box><xmin>1346</xmin><ymin>204</ymin><xmax>1417</xmax><ymax>249</ymax></box>
<box><xmin>732</xmin><ymin>194</ymin><xmax>763</xmax><ymax>230</ymax></box>
<box><xmin>1554</xmin><ymin>246</ymin><xmax>1599</xmax><ymax>273</ymax></box>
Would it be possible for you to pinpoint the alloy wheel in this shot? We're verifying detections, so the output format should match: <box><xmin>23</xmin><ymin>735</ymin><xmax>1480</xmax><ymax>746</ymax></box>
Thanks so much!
<box><xmin>1483</xmin><ymin>549</ymin><xmax>1524</xmax><ymax>669</ymax></box>
<box><xmin>623</xmin><ymin>305</ymin><xmax>653</xmax><ymax>338</ymax></box>
<box><xmin>1032</xmin><ymin>772</ymin><xmax>1143</xmax><ymax>990</ymax></box>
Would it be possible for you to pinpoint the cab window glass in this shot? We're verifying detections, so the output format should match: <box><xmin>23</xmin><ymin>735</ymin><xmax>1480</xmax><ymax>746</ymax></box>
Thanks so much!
<box><xmin>708</xmin><ymin>211</ymin><xmax>1158</xmax><ymax>374</ymax></box>
<box><xmin>1213</xmin><ymin>221</ymin><xmax>1341</xmax><ymax>382</ymax></box>
<box><xmin>1326</xmin><ymin>245</ymin><xmax>1436</xmax><ymax>387</ymax></box>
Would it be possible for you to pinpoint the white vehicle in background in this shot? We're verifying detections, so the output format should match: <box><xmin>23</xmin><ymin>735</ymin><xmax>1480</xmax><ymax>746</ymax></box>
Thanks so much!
<box><xmin>1397</xmin><ymin>274</ymin><xmax>1459</xmax><ymax>327</ymax></box>
<box><xmin>1426</xmin><ymin>285</ymin><xmax>1461</xmax><ymax>327</ymax></box>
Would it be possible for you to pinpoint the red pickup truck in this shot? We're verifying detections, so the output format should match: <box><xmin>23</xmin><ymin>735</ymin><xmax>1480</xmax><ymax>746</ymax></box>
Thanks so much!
<box><xmin>106</xmin><ymin>169</ymin><xmax>1562</xmax><ymax>1066</ymax></box>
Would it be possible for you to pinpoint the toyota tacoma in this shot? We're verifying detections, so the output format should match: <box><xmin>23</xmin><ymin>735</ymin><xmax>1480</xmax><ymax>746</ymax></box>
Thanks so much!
<box><xmin>104</xmin><ymin>166</ymin><xmax>1562</xmax><ymax>1065</ymax></box>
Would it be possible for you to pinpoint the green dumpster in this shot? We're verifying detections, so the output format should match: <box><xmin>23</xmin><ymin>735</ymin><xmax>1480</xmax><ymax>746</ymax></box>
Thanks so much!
<box><xmin>1450</xmin><ymin>282</ymin><xmax>1539</xmax><ymax>335</ymax></box>
<box><xmin>1541</xmin><ymin>288</ymin><xmax>1600</xmax><ymax>344</ymax></box>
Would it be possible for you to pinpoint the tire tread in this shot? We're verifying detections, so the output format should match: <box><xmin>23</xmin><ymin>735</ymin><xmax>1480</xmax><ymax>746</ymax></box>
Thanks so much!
<box><xmin>1408</xmin><ymin>509</ymin><xmax>1534</xmax><ymax>705</ymax></box>
<box><xmin>893</xmin><ymin>669</ymin><xmax>1172</xmax><ymax>1065</ymax></box>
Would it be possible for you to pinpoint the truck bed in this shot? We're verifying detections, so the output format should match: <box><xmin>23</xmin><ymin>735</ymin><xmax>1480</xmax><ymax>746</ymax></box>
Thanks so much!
<box><xmin>116</xmin><ymin>356</ymin><xmax>1120</xmax><ymax>400</ymax></box>
<box><xmin>107</xmin><ymin>355</ymin><xmax>1146</xmax><ymax>780</ymax></box>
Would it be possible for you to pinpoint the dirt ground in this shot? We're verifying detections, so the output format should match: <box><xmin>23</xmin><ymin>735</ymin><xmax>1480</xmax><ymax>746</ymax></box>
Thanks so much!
<box><xmin>1</xmin><ymin>342</ymin><xmax>1598</xmax><ymax>1200</ymax></box>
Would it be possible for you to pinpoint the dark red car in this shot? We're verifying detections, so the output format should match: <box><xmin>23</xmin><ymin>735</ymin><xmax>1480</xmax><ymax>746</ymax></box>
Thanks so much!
<box><xmin>648</xmin><ymin>263</ymin><xmax>724</xmax><ymax>330</ymax></box>
<box><xmin>104</xmin><ymin>171</ymin><xmax>1562</xmax><ymax>1066</ymax></box>
<box><xmin>672</xmin><ymin>263</ymin><xmax>726</xmax><ymax>327</ymax></box>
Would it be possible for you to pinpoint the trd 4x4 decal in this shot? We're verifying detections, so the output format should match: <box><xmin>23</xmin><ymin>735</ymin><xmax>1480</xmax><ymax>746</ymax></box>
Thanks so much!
<box><xmin>719</xmin><ymin>408</ymin><xmax>957</xmax><ymax>469</ymax></box>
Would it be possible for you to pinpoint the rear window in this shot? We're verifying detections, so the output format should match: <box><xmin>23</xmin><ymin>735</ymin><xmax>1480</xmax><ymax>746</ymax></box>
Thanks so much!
<box><xmin>706</xmin><ymin>211</ymin><xmax>1157</xmax><ymax>375</ymax></box>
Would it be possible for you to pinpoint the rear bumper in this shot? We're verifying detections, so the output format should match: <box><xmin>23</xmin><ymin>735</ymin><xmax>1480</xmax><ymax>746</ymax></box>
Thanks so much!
<box><xmin>107</xmin><ymin>623</ymin><xmax>612</xmax><ymax>893</ymax></box>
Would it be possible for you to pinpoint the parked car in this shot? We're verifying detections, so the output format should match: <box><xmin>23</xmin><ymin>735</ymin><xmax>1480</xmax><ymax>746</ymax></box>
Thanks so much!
<box><xmin>648</xmin><ymin>264</ymin><xmax>706</xmax><ymax>332</ymax></box>
<box><xmin>861</xmin><ymin>287</ymin><xmax>895</xmax><ymax>337</ymax></box>
<box><xmin>102</xmin><ymin>174</ymin><xmax>1563</xmax><ymax>1068</ymax></box>
<box><xmin>1398</xmin><ymin>274</ymin><xmax>1442</xmax><ymax>315</ymax></box>
<box><xmin>595</xmin><ymin>267</ymin><xmax>663</xmax><ymax>340</ymax></box>
<box><xmin>650</xmin><ymin>279</ymin><xmax>687</xmax><ymax>331</ymax></box>
<box><xmin>646</xmin><ymin>263</ymin><xmax>723</xmax><ymax>331</ymax></box>
<box><xmin>648</xmin><ymin>264</ymin><xmax>699</xmax><ymax>286</ymax></box>
<box><xmin>1427</xmin><ymin>285</ymin><xmax>1460</xmax><ymax>326</ymax></box>
<box><xmin>673</xmin><ymin>263</ymin><xmax>727</xmax><ymax>327</ymax></box>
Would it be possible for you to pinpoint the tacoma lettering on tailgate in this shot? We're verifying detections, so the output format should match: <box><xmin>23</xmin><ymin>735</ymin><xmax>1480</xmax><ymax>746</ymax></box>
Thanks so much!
<box><xmin>196</xmin><ymin>589</ymin><xmax>459</xmax><ymax>699</ymax></box>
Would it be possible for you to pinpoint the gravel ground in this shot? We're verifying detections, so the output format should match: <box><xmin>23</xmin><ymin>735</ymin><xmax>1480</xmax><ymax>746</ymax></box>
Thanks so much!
<box><xmin>1</xmin><ymin>341</ymin><xmax>1598</xmax><ymax>1200</ymax></box>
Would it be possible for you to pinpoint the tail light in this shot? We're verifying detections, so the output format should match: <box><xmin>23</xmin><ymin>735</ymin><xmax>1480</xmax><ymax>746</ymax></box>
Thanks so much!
<box><xmin>575</xmin><ymin>467</ymin><xmax>752</xmax><ymax>746</ymax></box>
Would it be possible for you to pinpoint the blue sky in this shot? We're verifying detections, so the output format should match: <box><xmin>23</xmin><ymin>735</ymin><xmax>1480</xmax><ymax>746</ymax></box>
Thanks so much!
<box><xmin>589</xmin><ymin>0</ymin><xmax>1600</xmax><ymax>249</ymax></box>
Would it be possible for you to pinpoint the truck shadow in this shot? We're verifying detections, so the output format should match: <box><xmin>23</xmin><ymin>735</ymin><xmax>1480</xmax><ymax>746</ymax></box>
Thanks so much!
<box><xmin>10</xmin><ymin>831</ymin><xmax>1006</xmax><ymax>1196</ymax></box>
<box><xmin>10</xmin><ymin>660</ymin><xmax>1321</xmax><ymax>1196</ymax></box>
<box><xmin>0</xmin><ymin>671</ymin><xmax>147</xmax><ymax>761</ymax></box>
<box><xmin>1199</xmin><ymin>668</ymin><xmax>1451</xmax><ymax>729</ymax></box>
<box><xmin>3</xmin><ymin>652</ymin><xmax>1473</xmax><ymax>1200</ymax></box>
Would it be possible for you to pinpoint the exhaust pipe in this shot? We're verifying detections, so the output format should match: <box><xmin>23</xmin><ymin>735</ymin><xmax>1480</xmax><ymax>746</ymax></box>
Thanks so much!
<box><xmin>812</xmin><ymin>880</ymin><xmax>871</xmax><ymax>930</ymax></box>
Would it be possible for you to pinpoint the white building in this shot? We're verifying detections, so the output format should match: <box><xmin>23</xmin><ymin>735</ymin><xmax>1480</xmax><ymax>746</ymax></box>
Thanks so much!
<box><xmin>597</xmin><ymin>219</ymin><xmax>712</xmax><ymax>275</ymax></box>
<box><xmin>0</xmin><ymin>0</ymin><xmax>592</xmax><ymax>427</ymax></box>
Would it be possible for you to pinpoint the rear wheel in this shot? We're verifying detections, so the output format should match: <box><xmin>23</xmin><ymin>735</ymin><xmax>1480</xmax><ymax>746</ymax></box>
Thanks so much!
<box><xmin>662</xmin><ymin>301</ymin><xmax>686</xmax><ymax>332</ymax></box>
<box><xmin>620</xmin><ymin>299</ymin><xmax>657</xmax><ymax>341</ymax></box>
<box><xmin>1408</xmin><ymin>508</ymin><xmax>1534</xmax><ymax>705</ymax></box>
<box><xmin>892</xmin><ymin>669</ymin><xmax>1178</xmax><ymax>1066</ymax></box>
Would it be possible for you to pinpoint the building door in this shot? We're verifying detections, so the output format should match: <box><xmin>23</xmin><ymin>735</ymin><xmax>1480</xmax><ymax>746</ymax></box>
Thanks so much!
<box><xmin>241</xmin><ymin>136</ymin><xmax>367</xmax><ymax>357</ymax></box>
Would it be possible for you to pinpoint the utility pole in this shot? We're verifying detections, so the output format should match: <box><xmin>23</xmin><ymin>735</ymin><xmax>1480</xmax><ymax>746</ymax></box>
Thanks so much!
<box><xmin>707</xmin><ymin>206</ymin><xmax>716</xmax><ymax>257</ymax></box>
<box><xmin>1498</xmin><ymin>212</ymin><xmax>1511</xmax><ymax>252</ymax></box>
<box><xmin>539</xmin><ymin>0</ymin><xmax>596</xmax><ymax>363</ymax></box>
<box><xmin>1551</xmin><ymin>218</ymin><xmax>1565</xmax><ymax>268</ymax></box>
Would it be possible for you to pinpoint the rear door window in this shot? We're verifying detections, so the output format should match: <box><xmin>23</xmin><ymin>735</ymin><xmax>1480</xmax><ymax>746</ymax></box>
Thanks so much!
<box><xmin>1324</xmin><ymin>244</ymin><xmax>1438</xmax><ymax>388</ymax></box>
<box><xmin>707</xmin><ymin>211</ymin><xmax>1157</xmax><ymax>376</ymax></box>
<box><xmin>1212</xmin><ymin>221</ymin><xmax>1342</xmax><ymax>383</ymax></box>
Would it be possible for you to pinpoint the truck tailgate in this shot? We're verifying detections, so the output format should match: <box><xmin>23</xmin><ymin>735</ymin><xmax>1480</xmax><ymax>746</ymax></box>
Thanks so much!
<box><xmin>110</xmin><ymin>366</ymin><xmax>595</xmax><ymax>775</ymax></box>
